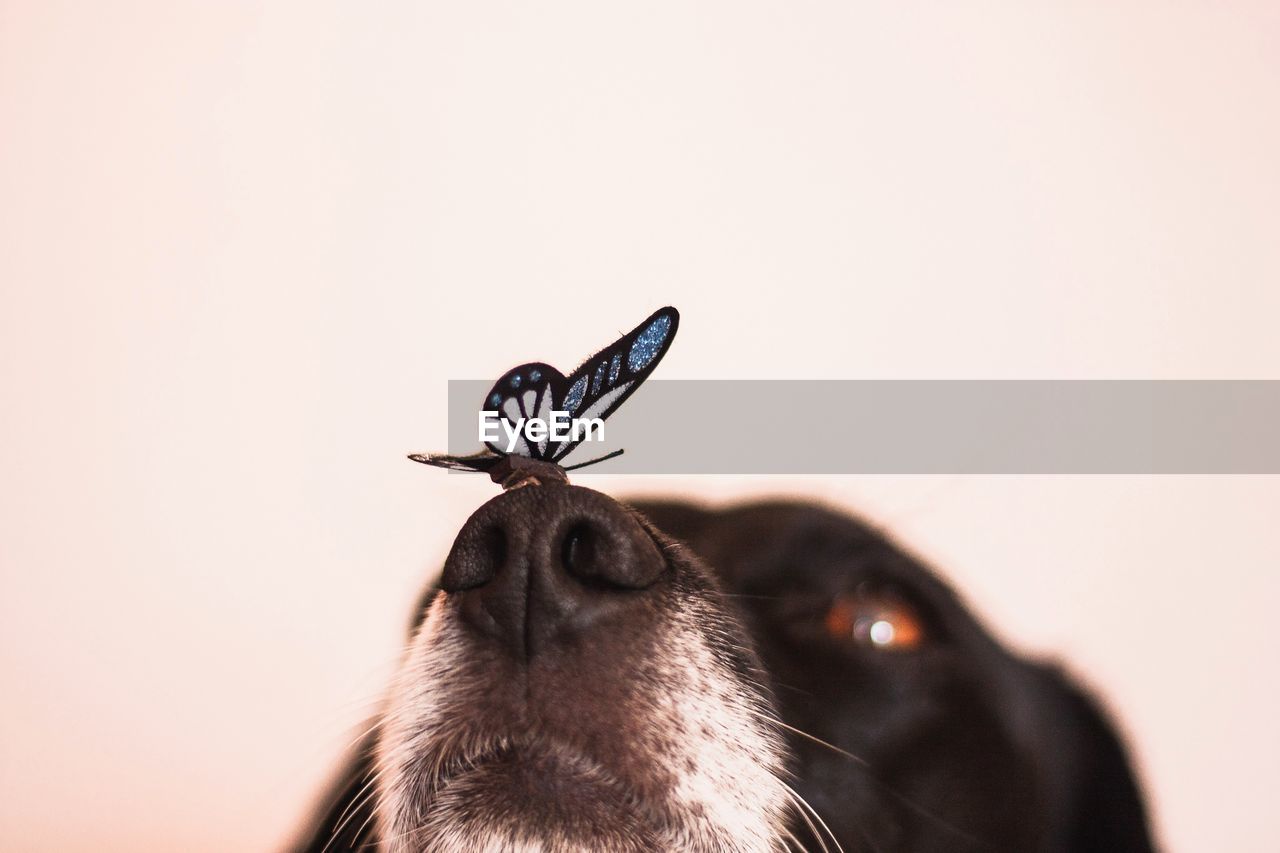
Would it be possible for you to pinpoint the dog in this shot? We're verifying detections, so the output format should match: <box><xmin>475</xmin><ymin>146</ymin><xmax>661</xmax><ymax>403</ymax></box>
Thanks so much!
<box><xmin>293</xmin><ymin>484</ymin><xmax>1155</xmax><ymax>852</ymax></box>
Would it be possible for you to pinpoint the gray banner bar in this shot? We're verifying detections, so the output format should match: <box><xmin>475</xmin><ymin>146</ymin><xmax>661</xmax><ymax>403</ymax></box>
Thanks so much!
<box><xmin>446</xmin><ymin>380</ymin><xmax>1280</xmax><ymax>474</ymax></box>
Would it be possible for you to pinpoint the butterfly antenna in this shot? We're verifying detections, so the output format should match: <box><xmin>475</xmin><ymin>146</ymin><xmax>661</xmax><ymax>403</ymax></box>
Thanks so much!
<box><xmin>561</xmin><ymin>448</ymin><xmax>625</xmax><ymax>472</ymax></box>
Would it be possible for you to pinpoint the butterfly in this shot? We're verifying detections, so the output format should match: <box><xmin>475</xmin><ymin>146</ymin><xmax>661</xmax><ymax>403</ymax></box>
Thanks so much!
<box><xmin>409</xmin><ymin>306</ymin><xmax>679</xmax><ymax>479</ymax></box>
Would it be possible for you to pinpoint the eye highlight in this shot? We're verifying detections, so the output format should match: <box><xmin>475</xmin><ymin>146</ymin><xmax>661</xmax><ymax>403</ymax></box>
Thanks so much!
<box><xmin>823</xmin><ymin>590</ymin><xmax>925</xmax><ymax>651</ymax></box>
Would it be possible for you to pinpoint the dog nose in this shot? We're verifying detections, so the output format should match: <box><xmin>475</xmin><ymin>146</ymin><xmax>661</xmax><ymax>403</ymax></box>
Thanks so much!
<box><xmin>440</xmin><ymin>484</ymin><xmax>666</xmax><ymax>656</ymax></box>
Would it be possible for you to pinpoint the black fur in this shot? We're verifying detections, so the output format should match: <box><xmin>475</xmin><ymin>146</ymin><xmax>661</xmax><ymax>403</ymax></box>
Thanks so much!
<box><xmin>631</xmin><ymin>499</ymin><xmax>1154</xmax><ymax>853</ymax></box>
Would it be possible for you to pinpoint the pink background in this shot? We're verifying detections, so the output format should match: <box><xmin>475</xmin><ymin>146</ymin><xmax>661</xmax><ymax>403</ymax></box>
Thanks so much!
<box><xmin>2</xmin><ymin>3</ymin><xmax>1278</xmax><ymax>850</ymax></box>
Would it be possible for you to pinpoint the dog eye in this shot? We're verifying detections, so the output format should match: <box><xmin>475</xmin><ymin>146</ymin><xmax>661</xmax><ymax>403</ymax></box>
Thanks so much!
<box><xmin>823</xmin><ymin>591</ymin><xmax>925</xmax><ymax>651</ymax></box>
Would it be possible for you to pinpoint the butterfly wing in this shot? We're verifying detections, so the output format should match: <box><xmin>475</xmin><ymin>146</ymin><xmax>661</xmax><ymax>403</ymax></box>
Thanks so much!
<box><xmin>407</xmin><ymin>450</ymin><xmax>503</xmax><ymax>472</ymax></box>
<box><xmin>479</xmin><ymin>361</ymin><xmax>565</xmax><ymax>460</ymax></box>
<box><xmin>545</xmin><ymin>306</ymin><xmax>679</xmax><ymax>463</ymax></box>
<box><xmin>410</xmin><ymin>307</ymin><xmax>679</xmax><ymax>474</ymax></box>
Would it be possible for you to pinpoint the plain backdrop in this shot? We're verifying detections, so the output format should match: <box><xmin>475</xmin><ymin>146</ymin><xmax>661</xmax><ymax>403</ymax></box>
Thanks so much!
<box><xmin>2</xmin><ymin>2</ymin><xmax>1278</xmax><ymax>850</ymax></box>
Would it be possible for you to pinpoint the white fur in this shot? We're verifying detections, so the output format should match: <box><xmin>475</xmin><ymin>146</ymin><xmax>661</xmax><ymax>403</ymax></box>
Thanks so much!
<box><xmin>375</xmin><ymin>589</ymin><xmax>790</xmax><ymax>852</ymax></box>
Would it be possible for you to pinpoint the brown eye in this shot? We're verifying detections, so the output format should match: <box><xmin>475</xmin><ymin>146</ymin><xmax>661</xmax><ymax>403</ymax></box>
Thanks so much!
<box><xmin>823</xmin><ymin>590</ymin><xmax>925</xmax><ymax>650</ymax></box>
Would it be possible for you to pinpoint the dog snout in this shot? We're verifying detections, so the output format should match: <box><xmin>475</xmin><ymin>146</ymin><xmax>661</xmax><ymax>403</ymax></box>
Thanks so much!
<box><xmin>440</xmin><ymin>484</ymin><xmax>666</xmax><ymax>656</ymax></box>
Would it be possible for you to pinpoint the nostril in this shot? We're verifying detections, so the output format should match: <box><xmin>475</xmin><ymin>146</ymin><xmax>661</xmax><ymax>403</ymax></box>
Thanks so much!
<box><xmin>441</xmin><ymin>523</ymin><xmax>507</xmax><ymax>592</ymax></box>
<box><xmin>559</xmin><ymin>517</ymin><xmax>664</xmax><ymax>590</ymax></box>
<box><xmin>561</xmin><ymin>522</ymin><xmax>602</xmax><ymax>584</ymax></box>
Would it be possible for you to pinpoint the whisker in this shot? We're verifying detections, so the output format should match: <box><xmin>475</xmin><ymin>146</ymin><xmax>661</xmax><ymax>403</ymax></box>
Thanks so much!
<box><xmin>782</xmin><ymin>782</ymin><xmax>831</xmax><ymax>853</ymax></box>
<box><xmin>714</xmin><ymin>592</ymin><xmax>790</xmax><ymax>602</ymax></box>
<box><xmin>752</xmin><ymin>709</ymin><xmax>986</xmax><ymax>849</ymax></box>
<box><xmin>342</xmin><ymin>718</ymin><xmax>383</xmax><ymax>754</ymax></box>
<box><xmin>750</xmin><ymin>711</ymin><xmax>870</xmax><ymax>768</ymax></box>
<box><xmin>349</xmin><ymin>792</ymin><xmax>382</xmax><ymax>851</ymax></box>
<box><xmin>770</xmin><ymin>681</ymin><xmax>821</xmax><ymax>700</ymax></box>
<box><xmin>780</xmin><ymin>778</ymin><xmax>844</xmax><ymax>853</ymax></box>
<box><xmin>780</xmin><ymin>827</ymin><xmax>807</xmax><ymax>853</ymax></box>
<box><xmin>372</xmin><ymin>817</ymin><xmax>435</xmax><ymax>849</ymax></box>
<box><xmin>322</xmin><ymin>769</ymin><xmax>383</xmax><ymax>853</ymax></box>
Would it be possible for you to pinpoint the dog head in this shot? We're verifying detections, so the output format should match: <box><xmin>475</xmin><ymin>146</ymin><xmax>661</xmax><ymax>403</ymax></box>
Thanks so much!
<box><xmin>296</xmin><ymin>487</ymin><xmax>1154</xmax><ymax>852</ymax></box>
